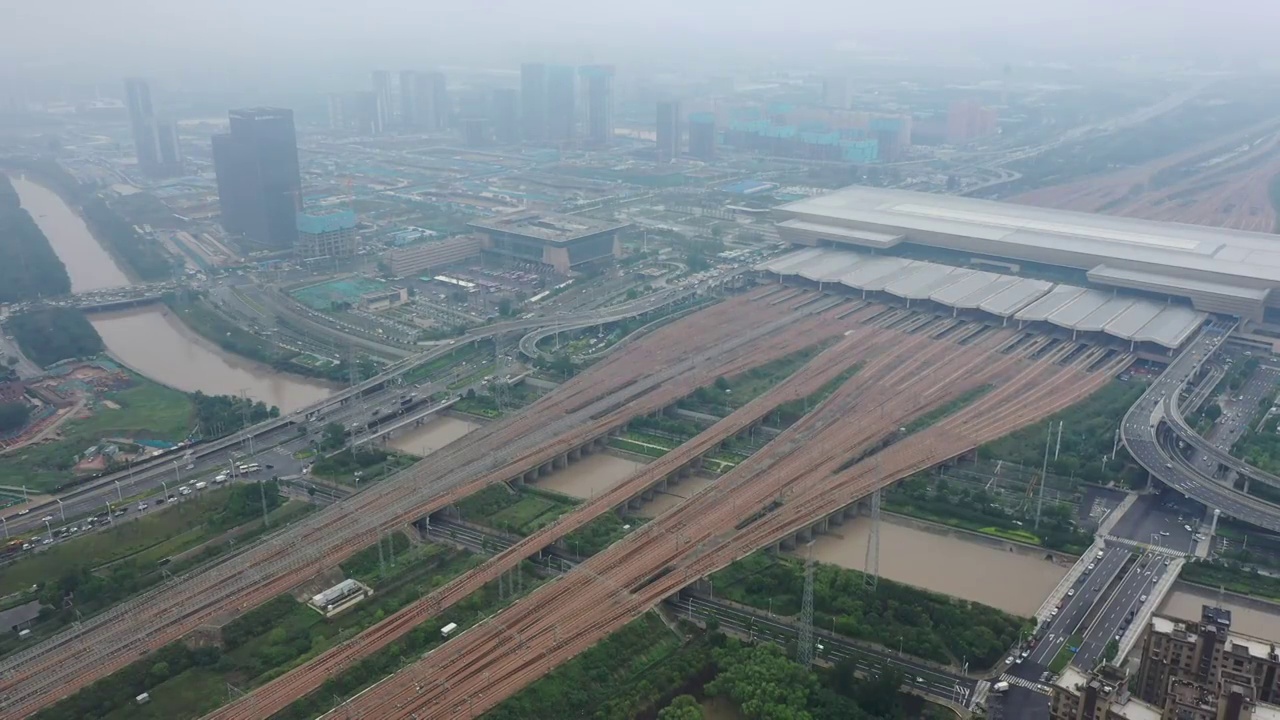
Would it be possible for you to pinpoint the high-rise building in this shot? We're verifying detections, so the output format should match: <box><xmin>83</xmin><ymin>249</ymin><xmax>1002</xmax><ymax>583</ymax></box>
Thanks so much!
<box><xmin>520</xmin><ymin>63</ymin><xmax>547</xmax><ymax>142</ymax></box>
<box><xmin>822</xmin><ymin>76</ymin><xmax>850</xmax><ymax>109</ymax></box>
<box><xmin>124</xmin><ymin>78</ymin><xmax>172</xmax><ymax>176</ymax></box>
<box><xmin>155</xmin><ymin>121</ymin><xmax>182</xmax><ymax>174</ymax></box>
<box><xmin>461</xmin><ymin>118</ymin><xmax>489</xmax><ymax>147</ymax></box>
<box><xmin>688</xmin><ymin>112</ymin><xmax>716</xmax><ymax>160</ymax></box>
<box><xmin>545</xmin><ymin>65</ymin><xmax>576</xmax><ymax>144</ymax></box>
<box><xmin>655</xmin><ymin>101</ymin><xmax>681</xmax><ymax>163</ymax></box>
<box><xmin>490</xmin><ymin>88</ymin><xmax>520</xmax><ymax>144</ymax></box>
<box><xmin>946</xmin><ymin>99</ymin><xmax>998</xmax><ymax>144</ymax></box>
<box><xmin>579</xmin><ymin>65</ymin><xmax>615</xmax><ymax>148</ymax></box>
<box><xmin>329</xmin><ymin>92</ymin><xmax>384</xmax><ymax>135</ymax></box>
<box><xmin>1050</xmin><ymin>664</ymin><xmax>1161</xmax><ymax>720</ymax></box>
<box><xmin>397</xmin><ymin>71</ymin><xmax>446</xmax><ymax>129</ymax></box>
<box><xmin>371</xmin><ymin>70</ymin><xmax>393</xmax><ymax>129</ymax></box>
<box><xmin>399</xmin><ymin>70</ymin><xmax>423</xmax><ymax>127</ymax></box>
<box><xmin>212</xmin><ymin>108</ymin><xmax>302</xmax><ymax>251</ymax></box>
<box><xmin>1137</xmin><ymin>606</ymin><xmax>1280</xmax><ymax>714</ymax></box>
<box><xmin>425</xmin><ymin>72</ymin><xmax>449</xmax><ymax>129</ymax></box>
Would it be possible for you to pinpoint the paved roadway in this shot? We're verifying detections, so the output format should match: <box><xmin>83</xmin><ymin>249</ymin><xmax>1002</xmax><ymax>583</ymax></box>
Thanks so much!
<box><xmin>1120</xmin><ymin>323</ymin><xmax>1280</xmax><ymax>532</ymax></box>
<box><xmin>1071</xmin><ymin>551</ymin><xmax>1170</xmax><ymax>669</ymax></box>
<box><xmin>0</xmin><ymin>289</ymin><xmax>695</xmax><ymax>536</ymax></box>
<box><xmin>1026</xmin><ymin>547</ymin><xmax>1129</xmax><ymax>667</ymax></box>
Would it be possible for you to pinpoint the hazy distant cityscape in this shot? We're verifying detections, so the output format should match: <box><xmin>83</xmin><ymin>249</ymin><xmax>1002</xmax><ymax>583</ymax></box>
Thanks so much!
<box><xmin>4</xmin><ymin>6</ymin><xmax>1280</xmax><ymax>720</ymax></box>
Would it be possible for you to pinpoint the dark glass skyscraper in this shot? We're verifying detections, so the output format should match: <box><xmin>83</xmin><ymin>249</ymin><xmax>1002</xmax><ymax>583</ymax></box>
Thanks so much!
<box><xmin>520</xmin><ymin>63</ymin><xmax>547</xmax><ymax>142</ymax></box>
<box><xmin>212</xmin><ymin>108</ymin><xmax>302</xmax><ymax>251</ymax></box>
<box><xmin>545</xmin><ymin>65</ymin><xmax>576</xmax><ymax>144</ymax></box>
<box><xmin>656</xmin><ymin>101</ymin><xmax>681</xmax><ymax>162</ymax></box>
<box><xmin>689</xmin><ymin>113</ymin><xmax>717</xmax><ymax>161</ymax></box>
<box><xmin>124</xmin><ymin>78</ymin><xmax>171</xmax><ymax>176</ymax></box>
<box><xmin>580</xmin><ymin>65</ymin><xmax>615</xmax><ymax>148</ymax></box>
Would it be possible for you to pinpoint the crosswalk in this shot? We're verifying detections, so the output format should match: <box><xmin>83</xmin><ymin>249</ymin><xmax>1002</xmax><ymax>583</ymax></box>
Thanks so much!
<box><xmin>1102</xmin><ymin>535</ymin><xmax>1185</xmax><ymax>557</ymax></box>
<box><xmin>1001</xmin><ymin>674</ymin><xmax>1053</xmax><ymax>695</ymax></box>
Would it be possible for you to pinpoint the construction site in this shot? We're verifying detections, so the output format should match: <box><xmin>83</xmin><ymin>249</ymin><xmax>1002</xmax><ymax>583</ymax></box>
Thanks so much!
<box><xmin>0</xmin><ymin>277</ymin><xmax>1129</xmax><ymax>718</ymax></box>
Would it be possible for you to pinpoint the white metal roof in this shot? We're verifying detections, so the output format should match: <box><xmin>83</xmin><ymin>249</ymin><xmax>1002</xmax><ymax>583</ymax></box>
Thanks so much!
<box><xmin>774</xmin><ymin>187</ymin><xmax>1280</xmax><ymax>301</ymax></box>
<box><xmin>762</xmin><ymin>248</ymin><xmax>1205</xmax><ymax>348</ymax></box>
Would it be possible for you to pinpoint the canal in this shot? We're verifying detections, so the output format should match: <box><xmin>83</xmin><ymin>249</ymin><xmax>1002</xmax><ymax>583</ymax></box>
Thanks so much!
<box><xmin>11</xmin><ymin>175</ymin><xmax>333</xmax><ymax>412</ymax></box>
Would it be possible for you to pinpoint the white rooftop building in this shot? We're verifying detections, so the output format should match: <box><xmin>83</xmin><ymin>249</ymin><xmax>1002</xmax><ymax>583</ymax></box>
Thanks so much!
<box><xmin>774</xmin><ymin>187</ymin><xmax>1280</xmax><ymax>320</ymax></box>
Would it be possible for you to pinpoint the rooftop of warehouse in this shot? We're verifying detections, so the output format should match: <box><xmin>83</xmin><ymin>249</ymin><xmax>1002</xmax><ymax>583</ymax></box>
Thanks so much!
<box><xmin>468</xmin><ymin>212</ymin><xmax>629</xmax><ymax>244</ymax></box>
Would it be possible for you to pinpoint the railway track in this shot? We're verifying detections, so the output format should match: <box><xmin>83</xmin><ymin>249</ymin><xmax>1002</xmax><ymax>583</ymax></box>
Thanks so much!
<box><xmin>0</xmin><ymin>291</ymin><xmax>855</xmax><ymax>718</ymax></box>
<box><xmin>325</xmin><ymin>319</ymin><xmax>1129</xmax><ymax>719</ymax></box>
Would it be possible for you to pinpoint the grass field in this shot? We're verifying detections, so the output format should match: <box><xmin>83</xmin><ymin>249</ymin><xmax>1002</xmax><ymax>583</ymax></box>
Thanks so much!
<box><xmin>0</xmin><ymin>376</ymin><xmax>193</xmax><ymax>492</ymax></box>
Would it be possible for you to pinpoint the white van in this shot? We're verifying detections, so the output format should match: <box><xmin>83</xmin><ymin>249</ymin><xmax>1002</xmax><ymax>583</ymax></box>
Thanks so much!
<box><xmin>194</xmin><ymin>481</ymin><xmax>208</xmax><ymax>491</ymax></box>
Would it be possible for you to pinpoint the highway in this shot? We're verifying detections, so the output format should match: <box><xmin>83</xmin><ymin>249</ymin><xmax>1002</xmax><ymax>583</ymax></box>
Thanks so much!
<box><xmin>1026</xmin><ymin>546</ymin><xmax>1129</xmax><ymax>667</ymax></box>
<box><xmin>0</xmin><ymin>288</ymin><xmax>694</xmax><ymax>537</ymax></box>
<box><xmin>1071</xmin><ymin>551</ymin><xmax>1169</xmax><ymax>670</ymax></box>
<box><xmin>1120</xmin><ymin>322</ymin><xmax>1280</xmax><ymax>532</ymax></box>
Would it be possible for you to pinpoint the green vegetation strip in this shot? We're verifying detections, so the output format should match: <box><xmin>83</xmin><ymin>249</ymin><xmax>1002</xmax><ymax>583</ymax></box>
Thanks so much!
<box><xmin>0</xmin><ymin>175</ymin><xmax>71</xmax><ymax>302</ymax></box>
<box><xmin>1180</xmin><ymin>560</ymin><xmax>1280</xmax><ymax>603</ymax></box>
<box><xmin>904</xmin><ymin>385</ymin><xmax>992</xmax><ymax>434</ymax></box>
<box><xmin>1048</xmin><ymin>634</ymin><xmax>1084</xmax><ymax>673</ymax></box>
<box><xmin>0</xmin><ymin>484</ymin><xmax>306</xmax><ymax>664</ymax></box>
<box><xmin>980</xmin><ymin>380</ymin><xmax>1147</xmax><ymax>487</ymax></box>
<box><xmin>712</xmin><ymin>551</ymin><xmax>1028</xmax><ymax>668</ymax></box>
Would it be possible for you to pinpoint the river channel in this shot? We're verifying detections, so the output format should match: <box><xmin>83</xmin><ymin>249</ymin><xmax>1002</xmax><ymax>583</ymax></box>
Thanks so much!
<box><xmin>11</xmin><ymin>175</ymin><xmax>333</xmax><ymax>412</ymax></box>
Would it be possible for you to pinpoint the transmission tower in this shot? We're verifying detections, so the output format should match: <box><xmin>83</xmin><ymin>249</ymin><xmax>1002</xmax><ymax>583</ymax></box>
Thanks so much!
<box><xmin>797</xmin><ymin>541</ymin><xmax>815</xmax><ymax>667</ymax></box>
<box><xmin>492</xmin><ymin>335</ymin><xmax>509</xmax><ymax>414</ymax></box>
<box><xmin>864</xmin><ymin>488</ymin><xmax>881</xmax><ymax>590</ymax></box>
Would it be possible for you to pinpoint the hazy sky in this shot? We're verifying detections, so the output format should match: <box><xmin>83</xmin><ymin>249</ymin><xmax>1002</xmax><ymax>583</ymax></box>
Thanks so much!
<box><xmin>5</xmin><ymin>0</ymin><xmax>1278</xmax><ymax>82</ymax></box>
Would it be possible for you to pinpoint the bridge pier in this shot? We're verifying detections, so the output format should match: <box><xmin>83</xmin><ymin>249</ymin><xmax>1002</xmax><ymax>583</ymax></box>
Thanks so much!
<box><xmin>569</xmin><ymin>447</ymin><xmax>582</xmax><ymax>462</ymax></box>
<box><xmin>553</xmin><ymin>455</ymin><xmax>567</xmax><ymax>470</ymax></box>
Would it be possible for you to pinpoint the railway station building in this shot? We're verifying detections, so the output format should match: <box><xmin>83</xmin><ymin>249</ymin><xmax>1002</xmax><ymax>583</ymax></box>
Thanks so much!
<box><xmin>469</xmin><ymin>212</ymin><xmax>630</xmax><ymax>274</ymax></box>
<box><xmin>772</xmin><ymin>187</ymin><xmax>1280</xmax><ymax>324</ymax></box>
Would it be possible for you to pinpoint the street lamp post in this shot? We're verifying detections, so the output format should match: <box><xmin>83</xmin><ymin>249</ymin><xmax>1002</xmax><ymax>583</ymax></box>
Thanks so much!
<box><xmin>1</xmin><ymin>515</ymin><xmax>7</xmax><ymax>539</ymax></box>
<box><xmin>161</xmin><ymin>480</ymin><xmax>169</xmax><ymax>500</ymax></box>
<box><xmin>114</xmin><ymin>480</ymin><xmax>123</xmax><ymax>503</ymax></box>
<box><xmin>898</xmin><ymin>636</ymin><xmax>904</xmax><ymax>655</ymax></box>
<box><xmin>173</xmin><ymin>461</ymin><xmax>181</xmax><ymax>486</ymax></box>
<box><xmin>55</xmin><ymin>498</ymin><xmax>64</xmax><ymax>522</ymax></box>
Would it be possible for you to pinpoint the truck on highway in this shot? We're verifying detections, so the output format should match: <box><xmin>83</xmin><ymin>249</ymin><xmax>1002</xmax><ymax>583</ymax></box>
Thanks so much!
<box><xmin>194</xmin><ymin>481</ymin><xmax>208</xmax><ymax>491</ymax></box>
<box><xmin>992</xmin><ymin>681</ymin><xmax>1010</xmax><ymax>693</ymax></box>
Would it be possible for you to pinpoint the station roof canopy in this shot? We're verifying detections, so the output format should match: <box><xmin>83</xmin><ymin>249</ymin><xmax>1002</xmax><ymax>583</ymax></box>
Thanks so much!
<box><xmin>757</xmin><ymin>247</ymin><xmax>1206</xmax><ymax>348</ymax></box>
<box><xmin>773</xmin><ymin>186</ymin><xmax>1280</xmax><ymax>319</ymax></box>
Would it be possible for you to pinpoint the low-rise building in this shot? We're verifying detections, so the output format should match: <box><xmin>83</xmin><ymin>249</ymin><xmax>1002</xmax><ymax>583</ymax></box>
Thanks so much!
<box><xmin>296</xmin><ymin>209</ymin><xmax>358</xmax><ymax>260</ymax></box>
<box><xmin>469</xmin><ymin>212</ymin><xmax>628</xmax><ymax>274</ymax></box>
<box><xmin>383</xmin><ymin>235</ymin><xmax>482</xmax><ymax>277</ymax></box>
<box><xmin>358</xmin><ymin>286</ymin><xmax>409</xmax><ymax>312</ymax></box>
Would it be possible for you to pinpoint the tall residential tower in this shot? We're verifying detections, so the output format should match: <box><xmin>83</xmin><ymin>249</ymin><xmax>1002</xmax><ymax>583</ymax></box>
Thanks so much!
<box><xmin>656</xmin><ymin>101</ymin><xmax>681</xmax><ymax>162</ymax></box>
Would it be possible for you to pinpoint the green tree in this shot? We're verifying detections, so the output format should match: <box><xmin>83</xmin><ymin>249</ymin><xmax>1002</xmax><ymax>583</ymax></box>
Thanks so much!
<box><xmin>321</xmin><ymin>422</ymin><xmax>347</xmax><ymax>450</ymax></box>
<box><xmin>0</xmin><ymin>401</ymin><xmax>30</xmax><ymax>433</ymax></box>
<box><xmin>658</xmin><ymin>695</ymin><xmax>705</xmax><ymax>720</ymax></box>
<box><xmin>1204</xmin><ymin>403</ymin><xmax>1223</xmax><ymax>423</ymax></box>
<box><xmin>1103</xmin><ymin>639</ymin><xmax>1119</xmax><ymax>664</ymax></box>
<box><xmin>7</xmin><ymin>307</ymin><xmax>104</xmax><ymax>366</ymax></box>
<box><xmin>497</xmin><ymin>297</ymin><xmax>514</xmax><ymax>317</ymax></box>
<box><xmin>148</xmin><ymin>660</ymin><xmax>170</xmax><ymax>683</ymax></box>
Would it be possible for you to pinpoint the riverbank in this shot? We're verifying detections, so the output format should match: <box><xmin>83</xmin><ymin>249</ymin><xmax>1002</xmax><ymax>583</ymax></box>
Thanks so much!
<box><xmin>9</xmin><ymin>168</ymin><xmax>336</xmax><ymax>412</ymax></box>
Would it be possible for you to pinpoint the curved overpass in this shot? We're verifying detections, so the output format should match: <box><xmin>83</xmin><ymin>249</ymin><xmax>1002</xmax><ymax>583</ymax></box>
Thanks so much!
<box><xmin>1120</xmin><ymin>320</ymin><xmax>1280</xmax><ymax>532</ymax></box>
<box><xmin>517</xmin><ymin>288</ymin><xmax>699</xmax><ymax>359</ymax></box>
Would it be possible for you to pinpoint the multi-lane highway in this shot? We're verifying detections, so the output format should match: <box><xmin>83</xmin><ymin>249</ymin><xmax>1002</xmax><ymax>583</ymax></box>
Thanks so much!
<box><xmin>1071</xmin><ymin>551</ymin><xmax>1170</xmax><ymax>669</ymax></box>
<box><xmin>1026</xmin><ymin>546</ymin><xmax>1129</xmax><ymax>667</ymax></box>
<box><xmin>1121</xmin><ymin>322</ymin><xmax>1280</xmax><ymax>532</ymax></box>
